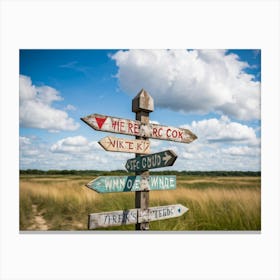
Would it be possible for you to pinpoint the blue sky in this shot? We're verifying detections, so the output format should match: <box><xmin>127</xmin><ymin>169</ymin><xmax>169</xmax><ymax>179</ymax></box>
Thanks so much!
<box><xmin>19</xmin><ymin>49</ymin><xmax>261</xmax><ymax>171</ymax></box>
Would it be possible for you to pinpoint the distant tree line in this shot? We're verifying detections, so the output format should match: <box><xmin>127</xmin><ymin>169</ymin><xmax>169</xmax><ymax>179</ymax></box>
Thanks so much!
<box><xmin>20</xmin><ymin>169</ymin><xmax>261</xmax><ymax>176</ymax></box>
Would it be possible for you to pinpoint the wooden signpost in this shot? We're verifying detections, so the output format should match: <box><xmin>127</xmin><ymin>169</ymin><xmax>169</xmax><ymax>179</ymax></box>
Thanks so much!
<box><xmin>125</xmin><ymin>150</ymin><xmax>177</xmax><ymax>172</ymax></box>
<box><xmin>86</xmin><ymin>175</ymin><xmax>176</xmax><ymax>193</ymax></box>
<box><xmin>81</xmin><ymin>89</ymin><xmax>197</xmax><ymax>230</ymax></box>
<box><xmin>88</xmin><ymin>204</ymin><xmax>188</xmax><ymax>229</ymax></box>
<box><xmin>133</xmin><ymin>90</ymin><xmax>151</xmax><ymax>230</ymax></box>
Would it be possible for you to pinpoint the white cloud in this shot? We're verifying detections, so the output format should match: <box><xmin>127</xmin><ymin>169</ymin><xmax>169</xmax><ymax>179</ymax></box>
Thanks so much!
<box><xmin>20</xmin><ymin>135</ymin><xmax>132</xmax><ymax>170</ymax></box>
<box><xmin>19</xmin><ymin>136</ymin><xmax>31</xmax><ymax>145</ymax></box>
<box><xmin>50</xmin><ymin>136</ymin><xmax>93</xmax><ymax>153</ymax></box>
<box><xmin>150</xmin><ymin>115</ymin><xmax>261</xmax><ymax>171</ymax></box>
<box><xmin>20</xmin><ymin>135</ymin><xmax>41</xmax><ymax>158</ymax></box>
<box><xmin>150</xmin><ymin>139</ymin><xmax>161</xmax><ymax>148</ymax></box>
<box><xmin>65</xmin><ymin>104</ymin><xmax>76</xmax><ymax>111</ymax></box>
<box><xmin>182</xmin><ymin>115</ymin><xmax>259</xmax><ymax>145</ymax></box>
<box><xmin>20</xmin><ymin>132</ymin><xmax>261</xmax><ymax>171</ymax></box>
<box><xmin>221</xmin><ymin>146</ymin><xmax>260</xmax><ymax>157</ymax></box>
<box><xmin>149</xmin><ymin>120</ymin><xmax>160</xmax><ymax>125</ymax></box>
<box><xmin>60</xmin><ymin>135</ymin><xmax>88</xmax><ymax>146</ymax></box>
<box><xmin>111</xmin><ymin>49</ymin><xmax>260</xmax><ymax>120</ymax></box>
<box><xmin>19</xmin><ymin>75</ymin><xmax>80</xmax><ymax>132</ymax></box>
<box><xmin>181</xmin><ymin>152</ymin><xmax>195</xmax><ymax>159</ymax></box>
<box><xmin>171</xmin><ymin>143</ymin><xmax>260</xmax><ymax>171</ymax></box>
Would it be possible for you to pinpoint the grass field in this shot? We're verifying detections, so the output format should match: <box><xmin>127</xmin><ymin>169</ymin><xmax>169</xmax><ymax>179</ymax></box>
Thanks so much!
<box><xmin>20</xmin><ymin>175</ymin><xmax>261</xmax><ymax>231</ymax></box>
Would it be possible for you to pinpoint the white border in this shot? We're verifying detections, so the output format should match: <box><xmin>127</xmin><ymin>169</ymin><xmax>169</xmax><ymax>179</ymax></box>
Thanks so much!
<box><xmin>1</xmin><ymin>1</ymin><xmax>279</xmax><ymax>280</ymax></box>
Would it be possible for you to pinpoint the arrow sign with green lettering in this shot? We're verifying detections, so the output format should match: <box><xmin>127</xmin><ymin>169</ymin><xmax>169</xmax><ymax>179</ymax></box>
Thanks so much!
<box><xmin>125</xmin><ymin>150</ymin><xmax>177</xmax><ymax>172</ymax></box>
<box><xmin>86</xmin><ymin>175</ymin><xmax>176</xmax><ymax>193</ymax></box>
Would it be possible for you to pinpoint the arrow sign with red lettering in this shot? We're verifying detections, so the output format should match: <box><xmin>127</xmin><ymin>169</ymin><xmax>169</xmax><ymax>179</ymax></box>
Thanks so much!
<box><xmin>88</xmin><ymin>204</ymin><xmax>188</xmax><ymax>229</ymax></box>
<box><xmin>125</xmin><ymin>150</ymin><xmax>177</xmax><ymax>172</ymax></box>
<box><xmin>81</xmin><ymin>113</ymin><xmax>197</xmax><ymax>143</ymax></box>
<box><xmin>98</xmin><ymin>136</ymin><xmax>150</xmax><ymax>154</ymax></box>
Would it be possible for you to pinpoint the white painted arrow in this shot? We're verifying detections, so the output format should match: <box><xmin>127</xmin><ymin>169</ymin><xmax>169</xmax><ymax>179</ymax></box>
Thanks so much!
<box><xmin>162</xmin><ymin>152</ymin><xmax>172</xmax><ymax>165</ymax></box>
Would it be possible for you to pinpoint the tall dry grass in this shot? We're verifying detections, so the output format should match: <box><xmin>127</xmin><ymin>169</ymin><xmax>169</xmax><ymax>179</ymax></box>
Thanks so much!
<box><xmin>20</xmin><ymin>177</ymin><xmax>102</xmax><ymax>230</ymax></box>
<box><xmin>150</xmin><ymin>187</ymin><xmax>260</xmax><ymax>230</ymax></box>
<box><xmin>20</xmin><ymin>175</ymin><xmax>261</xmax><ymax>231</ymax></box>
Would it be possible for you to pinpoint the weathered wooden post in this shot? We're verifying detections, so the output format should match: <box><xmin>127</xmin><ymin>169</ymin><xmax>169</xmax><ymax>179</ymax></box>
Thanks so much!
<box><xmin>132</xmin><ymin>89</ymin><xmax>154</xmax><ymax>230</ymax></box>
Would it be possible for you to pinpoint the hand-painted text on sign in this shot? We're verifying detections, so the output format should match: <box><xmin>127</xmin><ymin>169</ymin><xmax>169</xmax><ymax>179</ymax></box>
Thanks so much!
<box><xmin>86</xmin><ymin>175</ymin><xmax>176</xmax><ymax>193</ymax></box>
<box><xmin>81</xmin><ymin>113</ymin><xmax>197</xmax><ymax>143</ymax></box>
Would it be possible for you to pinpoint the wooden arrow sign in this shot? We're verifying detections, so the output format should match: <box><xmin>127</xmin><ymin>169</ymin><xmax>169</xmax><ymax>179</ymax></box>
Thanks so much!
<box><xmin>88</xmin><ymin>208</ymin><xmax>138</xmax><ymax>229</ymax></box>
<box><xmin>125</xmin><ymin>150</ymin><xmax>177</xmax><ymax>172</ymax></box>
<box><xmin>98</xmin><ymin>136</ymin><xmax>150</xmax><ymax>154</ymax></box>
<box><xmin>86</xmin><ymin>175</ymin><xmax>176</xmax><ymax>193</ymax></box>
<box><xmin>81</xmin><ymin>113</ymin><xmax>197</xmax><ymax>143</ymax></box>
<box><xmin>138</xmin><ymin>204</ymin><xmax>189</xmax><ymax>223</ymax></box>
<box><xmin>88</xmin><ymin>204</ymin><xmax>188</xmax><ymax>229</ymax></box>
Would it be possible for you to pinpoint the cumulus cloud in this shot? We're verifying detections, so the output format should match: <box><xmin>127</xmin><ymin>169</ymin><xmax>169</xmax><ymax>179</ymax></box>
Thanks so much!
<box><xmin>19</xmin><ymin>75</ymin><xmax>80</xmax><ymax>132</ymax></box>
<box><xmin>221</xmin><ymin>146</ymin><xmax>260</xmax><ymax>157</ymax></box>
<box><xmin>182</xmin><ymin>115</ymin><xmax>259</xmax><ymax>145</ymax></box>
<box><xmin>20</xmin><ymin>135</ymin><xmax>41</xmax><ymax>158</ymax></box>
<box><xmin>150</xmin><ymin>139</ymin><xmax>161</xmax><ymax>148</ymax></box>
<box><xmin>20</xmin><ymin>135</ymin><xmax>131</xmax><ymax>170</ymax></box>
<box><xmin>50</xmin><ymin>136</ymin><xmax>94</xmax><ymax>153</ymax></box>
<box><xmin>111</xmin><ymin>49</ymin><xmax>260</xmax><ymax>120</ymax></box>
<box><xmin>20</xmin><ymin>131</ymin><xmax>260</xmax><ymax>171</ymax></box>
<box><xmin>19</xmin><ymin>136</ymin><xmax>31</xmax><ymax>145</ymax></box>
<box><xmin>65</xmin><ymin>104</ymin><xmax>76</xmax><ymax>111</ymax></box>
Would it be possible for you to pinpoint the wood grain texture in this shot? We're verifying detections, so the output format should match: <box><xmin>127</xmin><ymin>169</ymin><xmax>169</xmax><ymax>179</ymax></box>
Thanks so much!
<box><xmin>135</xmin><ymin>99</ymin><xmax>151</xmax><ymax>230</ymax></box>
<box><xmin>98</xmin><ymin>136</ymin><xmax>150</xmax><ymax>154</ymax></box>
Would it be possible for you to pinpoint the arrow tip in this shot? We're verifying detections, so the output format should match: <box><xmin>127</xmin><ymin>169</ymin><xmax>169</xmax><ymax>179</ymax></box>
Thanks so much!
<box><xmin>125</xmin><ymin>162</ymin><xmax>129</xmax><ymax>171</ymax></box>
<box><xmin>98</xmin><ymin>137</ymin><xmax>108</xmax><ymax>149</ymax></box>
<box><xmin>178</xmin><ymin>204</ymin><xmax>188</xmax><ymax>215</ymax></box>
<box><xmin>169</xmin><ymin>149</ymin><xmax>178</xmax><ymax>158</ymax></box>
<box><xmin>187</xmin><ymin>130</ymin><xmax>198</xmax><ymax>142</ymax></box>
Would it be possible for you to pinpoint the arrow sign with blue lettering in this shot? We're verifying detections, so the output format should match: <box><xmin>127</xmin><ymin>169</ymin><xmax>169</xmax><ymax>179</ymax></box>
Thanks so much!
<box><xmin>125</xmin><ymin>150</ymin><xmax>177</xmax><ymax>172</ymax></box>
<box><xmin>86</xmin><ymin>175</ymin><xmax>176</xmax><ymax>193</ymax></box>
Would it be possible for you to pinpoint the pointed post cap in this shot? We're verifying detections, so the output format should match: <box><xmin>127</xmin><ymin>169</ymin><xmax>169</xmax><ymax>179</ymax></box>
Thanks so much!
<box><xmin>132</xmin><ymin>89</ymin><xmax>154</xmax><ymax>113</ymax></box>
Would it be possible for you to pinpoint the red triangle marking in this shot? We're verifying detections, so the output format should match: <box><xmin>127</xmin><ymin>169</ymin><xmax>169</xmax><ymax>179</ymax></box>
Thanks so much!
<box><xmin>95</xmin><ymin>117</ymin><xmax>107</xmax><ymax>129</ymax></box>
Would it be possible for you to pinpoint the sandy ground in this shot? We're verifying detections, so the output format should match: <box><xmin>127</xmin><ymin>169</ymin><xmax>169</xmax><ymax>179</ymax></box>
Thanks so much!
<box><xmin>27</xmin><ymin>205</ymin><xmax>49</xmax><ymax>231</ymax></box>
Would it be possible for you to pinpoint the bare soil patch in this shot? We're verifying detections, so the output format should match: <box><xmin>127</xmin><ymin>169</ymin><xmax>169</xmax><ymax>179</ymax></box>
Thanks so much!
<box><xmin>27</xmin><ymin>205</ymin><xmax>49</xmax><ymax>231</ymax></box>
